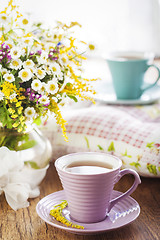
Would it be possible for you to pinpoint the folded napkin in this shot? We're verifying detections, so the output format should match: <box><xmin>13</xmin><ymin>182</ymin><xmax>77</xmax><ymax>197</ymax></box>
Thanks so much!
<box><xmin>0</xmin><ymin>146</ymin><xmax>49</xmax><ymax>210</ymax></box>
<box><xmin>42</xmin><ymin>103</ymin><xmax>160</xmax><ymax>177</ymax></box>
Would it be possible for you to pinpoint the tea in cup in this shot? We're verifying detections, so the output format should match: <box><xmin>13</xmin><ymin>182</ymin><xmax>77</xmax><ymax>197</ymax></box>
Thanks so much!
<box><xmin>106</xmin><ymin>52</ymin><xmax>160</xmax><ymax>99</ymax></box>
<box><xmin>55</xmin><ymin>152</ymin><xmax>141</xmax><ymax>223</ymax></box>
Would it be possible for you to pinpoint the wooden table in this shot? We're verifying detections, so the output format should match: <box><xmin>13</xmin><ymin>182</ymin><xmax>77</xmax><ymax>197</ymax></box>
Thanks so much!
<box><xmin>0</xmin><ymin>162</ymin><xmax>160</xmax><ymax>240</ymax></box>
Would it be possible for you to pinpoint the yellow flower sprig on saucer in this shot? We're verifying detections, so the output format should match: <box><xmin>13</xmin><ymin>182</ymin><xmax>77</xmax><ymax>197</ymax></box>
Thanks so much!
<box><xmin>50</xmin><ymin>200</ymin><xmax>84</xmax><ymax>229</ymax></box>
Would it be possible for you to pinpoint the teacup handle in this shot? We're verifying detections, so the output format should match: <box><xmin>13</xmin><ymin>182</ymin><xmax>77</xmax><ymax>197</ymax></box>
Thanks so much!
<box><xmin>141</xmin><ymin>64</ymin><xmax>160</xmax><ymax>93</ymax></box>
<box><xmin>108</xmin><ymin>169</ymin><xmax>141</xmax><ymax>213</ymax></box>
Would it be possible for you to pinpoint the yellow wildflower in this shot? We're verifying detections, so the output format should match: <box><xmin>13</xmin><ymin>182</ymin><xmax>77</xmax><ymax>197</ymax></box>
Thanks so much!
<box><xmin>19</xmin><ymin>116</ymin><xmax>25</xmax><ymax>122</ymax></box>
<box><xmin>50</xmin><ymin>200</ymin><xmax>84</xmax><ymax>229</ymax></box>
<box><xmin>11</xmin><ymin>114</ymin><xmax>18</xmax><ymax>118</ymax></box>
<box><xmin>16</xmin><ymin>102</ymin><xmax>22</xmax><ymax>107</ymax></box>
<box><xmin>18</xmin><ymin>107</ymin><xmax>23</xmax><ymax>114</ymax></box>
<box><xmin>8</xmin><ymin>108</ymin><xmax>15</xmax><ymax>114</ymax></box>
<box><xmin>13</xmin><ymin>122</ymin><xmax>19</xmax><ymax>128</ymax></box>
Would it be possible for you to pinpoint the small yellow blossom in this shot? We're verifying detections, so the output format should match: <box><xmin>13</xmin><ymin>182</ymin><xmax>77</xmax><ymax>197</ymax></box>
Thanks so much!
<box><xmin>13</xmin><ymin>122</ymin><xmax>19</xmax><ymax>128</ymax></box>
<box><xmin>11</xmin><ymin>114</ymin><xmax>18</xmax><ymax>118</ymax></box>
<box><xmin>18</xmin><ymin>107</ymin><xmax>23</xmax><ymax>114</ymax></box>
<box><xmin>8</xmin><ymin>108</ymin><xmax>15</xmax><ymax>114</ymax></box>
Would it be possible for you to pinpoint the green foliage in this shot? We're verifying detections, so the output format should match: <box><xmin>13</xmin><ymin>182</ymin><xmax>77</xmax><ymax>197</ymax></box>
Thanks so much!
<box><xmin>0</xmin><ymin>106</ymin><xmax>13</xmax><ymax>129</ymax></box>
<box><xmin>97</xmin><ymin>145</ymin><xmax>104</xmax><ymax>150</ymax></box>
<box><xmin>147</xmin><ymin>164</ymin><xmax>157</xmax><ymax>175</ymax></box>
<box><xmin>0</xmin><ymin>131</ymin><xmax>37</xmax><ymax>151</ymax></box>
<box><xmin>121</xmin><ymin>149</ymin><xmax>132</xmax><ymax>158</ymax></box>
<box><xmin>67</xmin><ymin>95</ymin><xmax>78</xmax><ymax>102</ymax></box>
<box><xmin>84</xmin><ymin>136</ymin><xmax>90</xmax><ymax>149</ymax></box>
<box><xmin>24</xmin><ymin>161</ymin><xmax>40</xmax><ymax>169</ymax></box>
<box><xmin>108</xmin><ymin>141</ymin><xmax>115</xmax><ymax>152</ymax></box>
<box><xmin>130</xmin><ymin>161</ymin><xmax>141</xmax><ymax>169</ymax></box>
<box><xmin>146</xmin><ymin>142</ymin><xmax>154</xmax><ymax>148</ymax></box>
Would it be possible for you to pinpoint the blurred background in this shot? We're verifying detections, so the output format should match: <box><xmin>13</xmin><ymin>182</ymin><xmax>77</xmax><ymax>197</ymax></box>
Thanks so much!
<box><xmin>1</xmin><ymin>0</ymin><xmax>159</xmax><ymax>56</ymax></box>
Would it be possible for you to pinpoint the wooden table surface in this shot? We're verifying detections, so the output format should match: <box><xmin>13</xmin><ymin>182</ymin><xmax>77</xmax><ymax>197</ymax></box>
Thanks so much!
<box><xmin>0</xmin><ymin>162</ymin><xmax>160</xmax><ymax>240</ymax></box>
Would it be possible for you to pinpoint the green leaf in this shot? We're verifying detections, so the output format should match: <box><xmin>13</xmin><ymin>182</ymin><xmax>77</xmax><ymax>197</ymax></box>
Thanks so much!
<box><xmin>84</xmin><ymin>136</ymin><xmax>90</xmax><ymax>149</ymax></box>
<box><xmin>17</xmin><ymin>140</ymin><xmax>37</xmax><ymax>150</ymax></box>
<box><xmin>146</xmin><ymin>142</ymin><xmax>154</xmax><ymax>148</ymax></box>
<box><xmin>108</xmin><ymin>141</ymin><xmax>115</xmax><ymax>152</ymax></box>
<box><xmin>24</xmin><ymin>161</ymin><xmax>40</xmax><ymax>169</ymax></box>
<box><xmin>67</xmin><ymin>95</ymin><xmax>78</xmax><ymax>102</ymax></box>
<box><xmin>97</xmin><ymin>145</ymin><xmax>104</xmax><ymax>150</ymax></box>
<box><xmin>121</xmin><ymin>149</ymin><xmax>132</xmax><ymax>158</ymax></box>
<box><xmin>158</xmin><ymin>167</ymin><xmax>160</xmax><ymax>172</ymax></box>
<box><xmin>130</xmin><ymin>162</ymin><xmax>141</xmax><ymax>169</ymax></box>
<box><xmin>147</xmin><ymin>164</ymin><xmax>157</xmax><ymax>175</ymax></box>
<box><xmin>33</xmin><ymin>117</ymin><xmax>42</xmax><ymax>126</ymax></box>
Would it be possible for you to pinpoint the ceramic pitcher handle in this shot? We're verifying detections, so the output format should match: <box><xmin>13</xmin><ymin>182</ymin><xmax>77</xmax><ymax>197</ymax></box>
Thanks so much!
<box><xmin>142</xmin><ymin>64</ymin><xmax>160</xmax><ymax>92</ymax></box>
<box><xmin>108</xmin><ymin>169</ymin><xmax>141</xmax><ymax>213</ymax></box>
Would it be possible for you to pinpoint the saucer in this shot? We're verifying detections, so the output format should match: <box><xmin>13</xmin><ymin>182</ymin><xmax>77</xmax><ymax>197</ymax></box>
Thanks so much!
<box><xmin>36</xmin><ymin>190</ymin><xmax>140</xmax><ymax>235</ymax></box>
<box><xmin>93</xmin><ymin>81</ymin><xmax>160</xmax><ymax>105</ymax></box>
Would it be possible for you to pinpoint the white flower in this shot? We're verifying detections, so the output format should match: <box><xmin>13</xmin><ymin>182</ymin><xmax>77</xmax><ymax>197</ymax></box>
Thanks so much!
<box><xmin>1</xmin><ymin>68</ymin><xmax>8</xmax><ymax>75</ymax></box>
<box><xmin>23</xmin><ymin>37</ymin><xmax>34</xmax><ymax>47</ymax></box>
<box><xmin>38</xmin><ymin>51</ymin><xmax>48</xmax><ymax>64</ymax></box>
<box><xmin>46</xmin><ymin>80</ymin><xmax>59</xmax><ymax>94</ymax></box>
<box><xmin>10</xmin><ymin>47</ymin><xmax>21</xmax><ymax>59</ymax></box>
<box><xmin>24</xmin><ymin>107</ymin><xmax>36</xmax><ymax>119</ymax></box>
<box><xmin>9</xmin><ymin>59</ymin><xmax>22</xmax><ymax>70</ymax></box>
<box><xmin>38</xmin><ymin>95</ymin><xmax>50</xmax><ymax>105</ymax></box>
<box><xmin>9</xmin><ymin>92</ymin><xmax>17</xmax><ymax>99</ymax></box>
<box><xmin>23</xmin><ymin>60</ymin><xmax>34</xmax><ymax>69</ymax></box>
<box><xmin>0</xmin><ymin>14</ymin><xmax>10</xmax><ymax>24</ymax></box>
<box><xmin>19</xmin><ymin>69</ymin><xmax>33</xmax><ymax>82</ymax></box>
<box><xmin>19</xmin><ymin>16</ymin><xmax>30</xmax><ymax>27</ymax></box>
<box><xmin>36</xmin><ymin>68</ymin><xmax>46</xmax><ymax>79</ymax></box>
<box><xmin>57</xmin><ymin>72</ymin><xmax>63</xmax><ymax>80</ymax></box>
<box><xmin>38</xmin><ymin>82</ymin><xmax>47</xmax><ymax>94</ymax></box>
<box><xmin>5</xmin><ymin>40</ymin><xmax>14</xmax><ymax>49</ymax></box>
<box><xmin>59</xmin><ymin>54</ymin><xmax>68</xmax><ymax>66</ymax></box>
<box><xmin>31</xmin><ymin>79</ymin><xmax>42</xmax><ymax>91</ymax></box>
<box><xmin>52</xmin><ymin>96</ymin><xmax>58</xmax><ymax>103</ymax></box>
<box><xmin>50</xmin><ymin>62</ymin><xmax>61</xmax><ymax>75</ymax></box>
<box><xmin>3</xmin><ymin>73</ymin><xmax>15</xmax><ymax>83</ymax></box>
<box><xmin>0</xmin><ymin>91</ymin><xmax>4</xmax><ymax>100</ymax></box>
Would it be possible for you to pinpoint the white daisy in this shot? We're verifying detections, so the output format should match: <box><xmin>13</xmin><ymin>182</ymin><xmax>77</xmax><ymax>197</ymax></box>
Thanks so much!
<box><xmin>10</xmin><ymin>47</ymin><xmax>21</xmax><ymax>59</ymax></box>
<box><xmin>31</xmin><ymin>79</ymin><xmax>42</xmax><ymax>91</ymax></box>
<box><xmin>3</xmin><ymin>73</ymin><xmax>15</xmax><ymax>83</ymax></box>
<box><xmin>23</xmin><ymin>59</ymin><xmax>34</xmax><ymax>69</ymax></box>
<box><xmin>0</xmin><ymin>91</ymin><xmax>4</xmax><ymax>101</ymax></box>
<box><xmin>38</xmin><ymin>82</ymin><xmax>47</xmax><ymax>94</ymax></box>
<box><xmin>38</xmin><ymin>95</ymin><xmax>50</xmax><ymax>105</ymax></box>
<box><xmin>50</xmin><ymin>62</ymin><xmax>61</xmax><ymax>75</ymax></box>
<box><xmin>46</xmin><ymin>80</ymin><xmax>59</xmax><ymax>94</ymax></box>
<box><xmin>18</xmin><ymin>69</ymin><xmax>33</xmax><ymax>82</ymax></box>
<box><xmin>36</xmin><ymin>68</ymin><xmax>46</xmax><ymax>79</ymax></box>
<box><xmin>59</xmin><ymin>54</ymin><xmax>69</xmax><ymax>66</ymax></box>
<box><xmin>1</xmin><ymin>68</ymin><xmax>8</xmax><ymax>75</ymax></box>
<box><xmin>24</xmin><ymin>107</ymin><xmax>36</xmax><ymax>119</ymax></box>
<box><xmin>43</xmin><ymin>64</ymin><xmax>51</xmax><ymax>75</ymax></box>
<box><xmin>0</xmin><ymin>14</ymin><xmax>10</xmax><ymax>24</ymax></box>
<box><xmin>51</xmin><ymin>96</ymin><xmax>58</xmax><ymax>103</ymax></box>
<box><xmin>5</xmin><ymin>40</ymin><xmax>14</xmax><ymax>49</ymax></box>
<box><xmin>9</xmin><ymin>59</ymin><xmax>22</xmax><ymax>70</ymax></box>
<box><xmin>57</xmin><ymin>72</ymin><xmax>63</xmax><ymax>80</ymax></box>
<box><xmin>9</xmin><ymin>92</ymin><xmax>17</xmax><ymax>99</ymax></box>
<box><xmin>23</xmin><ymin>37</ymin><xmax>34</xmax><ymax>47</ymax></box>
<box><xmin>38</xmin><ymin>51</ymin><xmax>48</xmax><ymax>64</ymax></box>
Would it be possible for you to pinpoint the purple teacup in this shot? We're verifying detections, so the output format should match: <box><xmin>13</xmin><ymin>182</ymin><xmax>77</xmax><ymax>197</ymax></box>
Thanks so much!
<box><xmin>55</xmin><ymin>152</ymin><xmax>141</xmax><ymax>223</ymax></box>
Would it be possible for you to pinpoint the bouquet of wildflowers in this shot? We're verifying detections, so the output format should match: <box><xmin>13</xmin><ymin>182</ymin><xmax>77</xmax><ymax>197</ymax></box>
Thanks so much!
<box><xmin>0</xmin><ymin>0</ymin><xmax>96</xmax><ymax>142</ymax></box>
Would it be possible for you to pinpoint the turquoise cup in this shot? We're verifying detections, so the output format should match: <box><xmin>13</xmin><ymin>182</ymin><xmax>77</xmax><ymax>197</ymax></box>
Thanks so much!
<box><xmin>106</xmin><ymin>52</ymin><xmax>160</xmax><ymax>100</ymax></box>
